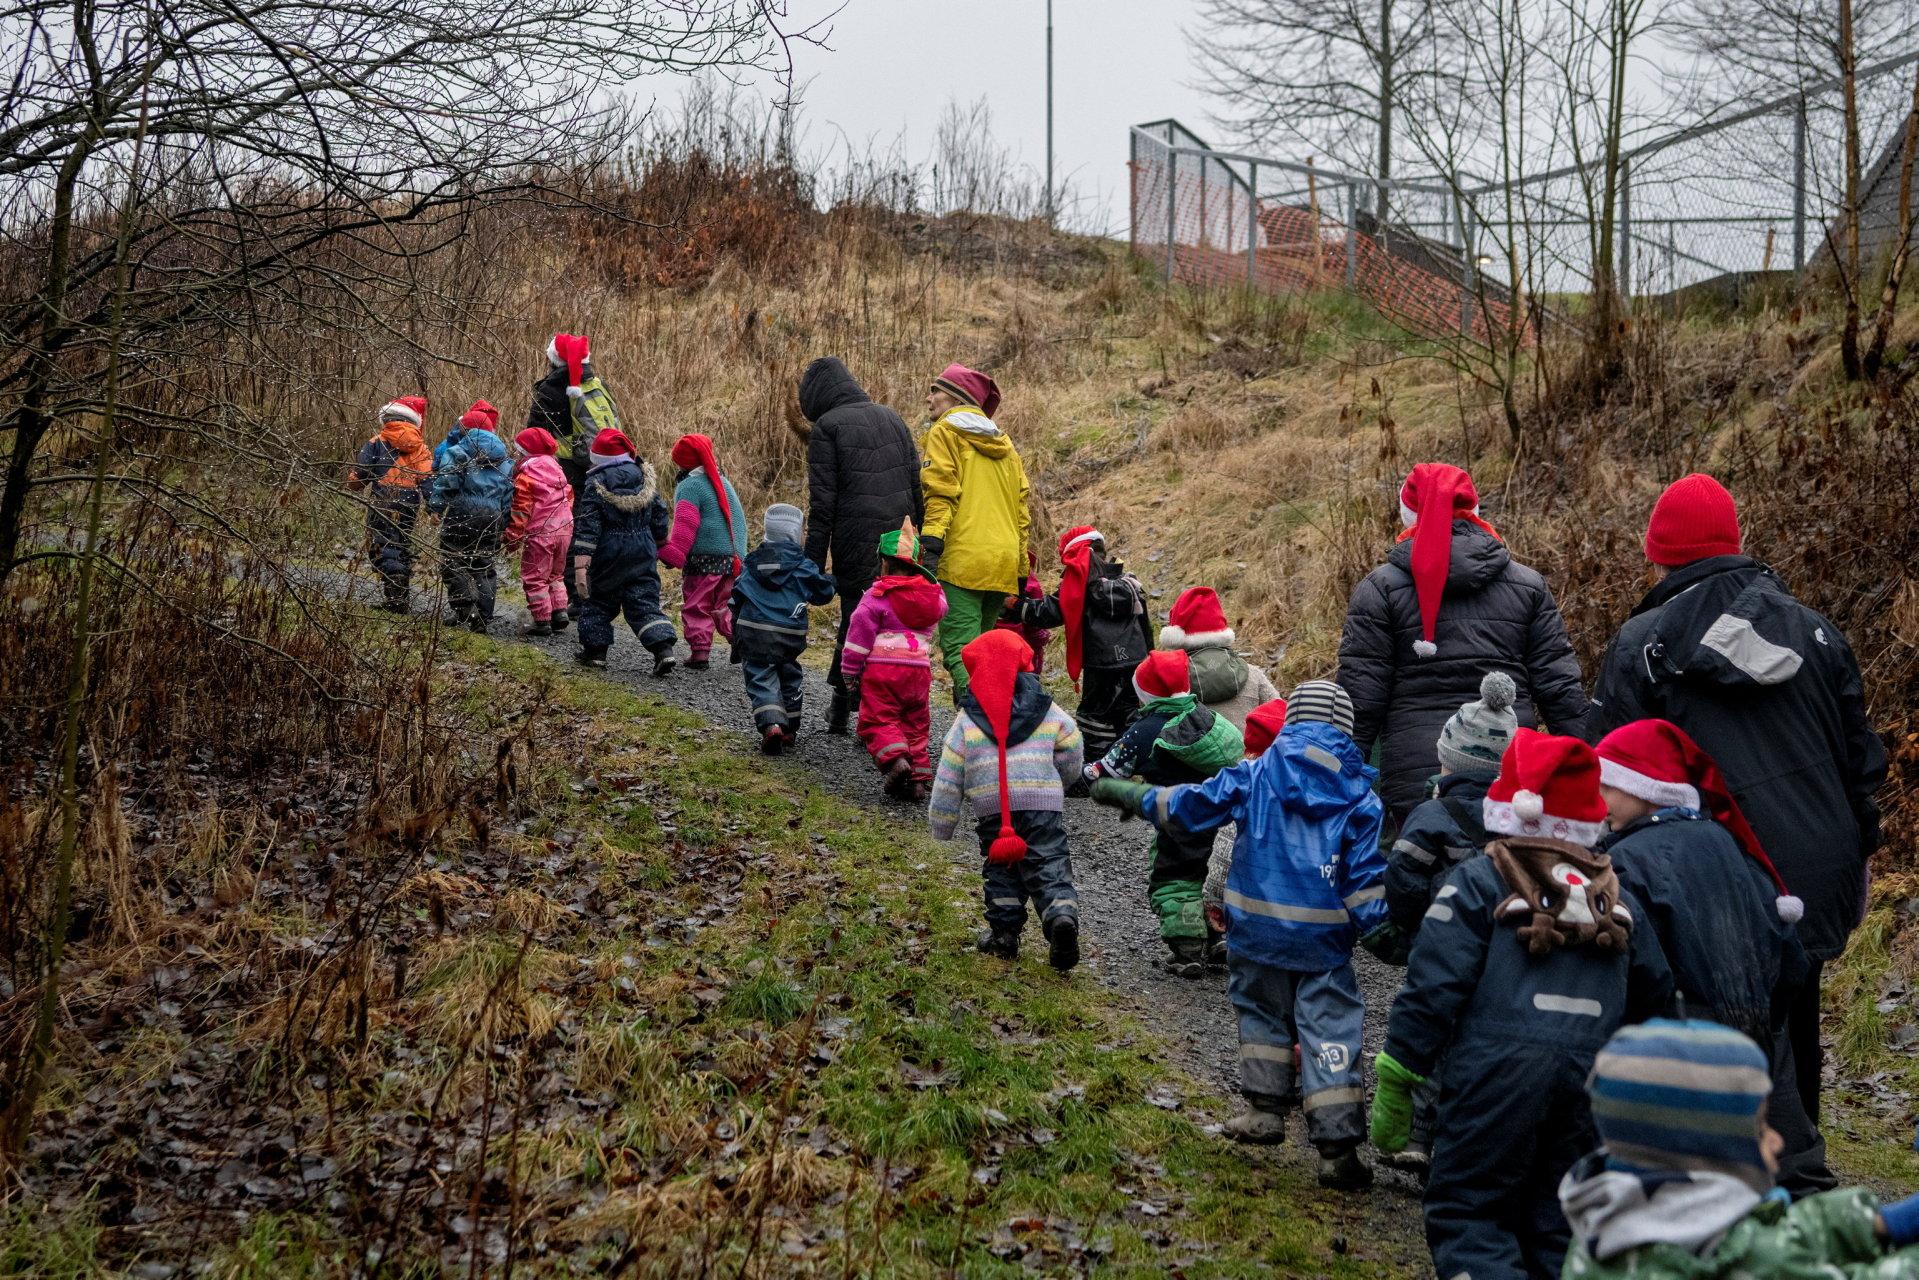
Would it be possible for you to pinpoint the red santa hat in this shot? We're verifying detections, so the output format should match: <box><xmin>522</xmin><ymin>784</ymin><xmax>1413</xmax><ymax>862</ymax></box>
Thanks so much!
<box><xmin>1132</xmin><ymin>648</ymin><xmax>1191</xmax><ymax>702</ymax></box>
<box><xmin>1056</xmin><ymin>526</ymin><xmax>1104</xmax><ymax>688</ymax></box>
<box><xmin>379</xmin><ymin>395</ymin><xmax>427</xmax><ymax>427</ymax></box>
<box><xmin>514</xmin><ymin>427</ymin><xmax>558</xmax><ymax>456</ymax></box>
<box><xmin>961</xmin><ymin>630</ymin><xmax>1040</xmax><ymax>865</ymax></box>
<box><xmin>1483</xmin><ymin>728</ymin><xmax>1611</xmax><ymax>848</ymax></box>
<box><xmin>931</xmin><ymin>363</ymin><xmax>1002</xmax><ymax>417</ymax></box>
<box><xmin>457</xmin><ymin>399</ymin><xmax>499</xmax><ymax>433</ymax></box>
<box><xmin>1158</xmin><ymin>586</ymin><xmax>1234</xmax><ymax>650</ymax></box>
<box><xmin>1397</xmin><ymin>463</ymin><xmax>1500</xmax><ymax>658</ymax></box>
<box><xmin>588</xmin><ymin>427</ymin><xmax>635</xmax><ymax>459</ymax></box>
<box><xmin>548</xmin><ymin>333</ymin><xmax>591</xmax><ymax>400</ymax></box>
<box><xmin>1644</xmin><ymin>473</ymin><xmax>1741</xmax><ymax>567</ymax></box>
<box><xmin>1243</xmin><ymin>698</ymin><xmax>1289</xmax><ymax>757</ymax></box>
<box><xmin>1596</xmin><ymin>719</ymin><xmax>1802</xmax><ymax>923</ymax></box>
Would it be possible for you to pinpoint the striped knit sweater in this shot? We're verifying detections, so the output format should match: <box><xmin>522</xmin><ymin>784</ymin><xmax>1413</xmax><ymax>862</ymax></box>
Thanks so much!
<box><xmin>928</xmin><ymin>703</ymin><xmax>1084</xmax><ymax>840</ymax></box>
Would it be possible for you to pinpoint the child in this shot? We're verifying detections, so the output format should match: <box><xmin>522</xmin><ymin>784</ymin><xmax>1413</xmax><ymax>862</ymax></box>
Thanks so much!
<box><xmin>429</xmin><ymin>400</ymin><xmax>514</xmax><ymax>633</ymax></box>
<box><xmin>1561</xmin><ymin>1019</ymin><xmax>1919</xmax><ymax>1278</ymax></box>
<box><xmin>1240</xmin><ymin>697</ymin><xmax>1289</xmax><ymax>758</ymax></box>
<box><xmin>1369</xmin><ymin>729</ymin><xmax>1674</xmax><ymax>1280</ymax></box>
<box><xmin>570</xmin><ymin>428</ymin><xmax>678</xmax><ymax>673</ymax></box>
<box><xmin>1158</xmin><ymin>587</ymin><xmax>1282</xmax><ymax>731</ymax></box>
<box><xmin>1201</xmin><ymin>696</ymin><xmax>1289</xmax><ymax>966</ymax></box>
<box><xmin>1593</xmin><ymin>718</ymin><xmax>1828</xmax><ymax>1198</ymax></box>
<box><xmin>1083</xmin><ymin>649</ymin><xmax>1242</xmax><ymax>977</ymax></box>
<box><xmin>840</xmin><ymin>520</ymin><xmax>947</xmax><ymax>798</ymax></box>
<box><xmin>1007</xmin><ymin>527</ymin><xmax>1152</xmax><ymax>760</ymax></box>
<box><xmin>506</xmin><ymin>427</ymin><xmax>574</xmax><ymax>636</ymax></box>
<box><xmin>993</xmin><ymin>556</ymin><xmax>1052</xmax><ymax>673</ymax></box>
<box><xmin>659</xmin><ymin>432</ymin><xmax>748</xmax><ymax>669</ymax></box>
<box><xmin>1093</xmin><ymin>680</ymin><xmax>1387</xmax><ymax>1191</ymax></box>
<box><xmin>729</xmin><ymin>504</ymin><xmax>836</xmax><ymax>753</ymax></box>
<box><xmin>929</xmin><ymin>630</ymin><xmax>1085</xmax><ymax>972</ymax></box>
<box><xmin>347</xmin><ymin>396</ymin><xmax>433</xmax><ymax>612</ymax></box>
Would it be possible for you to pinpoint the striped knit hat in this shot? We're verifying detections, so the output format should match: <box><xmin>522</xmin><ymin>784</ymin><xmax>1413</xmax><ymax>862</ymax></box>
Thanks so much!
<box><xmin>1286</xmin><ymin>681</ymin><xmax>1354</xmax><ymax>737</ymax></box>
<box><xmin>1436</xmin><ymin>671</ymin><xmax>1518</xmax><ymax>778</ymax></box>
<box><xmin>1589</xmin><ymin>1019</ymin><xmax>1773</xmax><ymax>1193</ymax></box>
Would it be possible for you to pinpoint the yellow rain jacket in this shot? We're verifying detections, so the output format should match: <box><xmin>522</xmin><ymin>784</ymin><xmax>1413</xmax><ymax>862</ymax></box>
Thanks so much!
<box><xmin>920</xmin><ymin>406</ymin><xmax>1031</xmax><ymax>594</ymax></box>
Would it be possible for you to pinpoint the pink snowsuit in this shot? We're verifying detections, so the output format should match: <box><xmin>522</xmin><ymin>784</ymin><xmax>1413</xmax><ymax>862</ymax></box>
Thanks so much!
<box><xmin>506</xmin><ymin>438</ymin><xmax>573</xmax><ymax>622</ymax></box>
<box><xmin>842</xmin><ymin>574</ymin><xmax>949</xmax><ymax>784</ymax></box>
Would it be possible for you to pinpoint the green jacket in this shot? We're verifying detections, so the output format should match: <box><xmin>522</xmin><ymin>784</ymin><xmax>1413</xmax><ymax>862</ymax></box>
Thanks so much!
<box><xmin>1564</xmin><ymin>1186</ymin><xmax>1918</xmax><ymax>1279</ymax></box>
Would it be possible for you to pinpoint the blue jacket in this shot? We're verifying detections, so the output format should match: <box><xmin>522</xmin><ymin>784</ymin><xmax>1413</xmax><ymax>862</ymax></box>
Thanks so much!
<box><xmin>571</xmin><ymin>458</ymin><xmax>669</xmax><ymax>593</ymax></box>
<box><xmin>429</xmin><ymin>427</ymin><xmax>513</xmax><ymax>520</ymax></box>
<box><xmin>1385</xmin><ymin>772</ymin><xmax>1493</xmax><ymax>940</ymax></box>
<box><xmin>1599</xmin><ymin>808</ymin><xmax>1808</xmax><ymax>1047</ymax></box>
<box><xmin>1383</xmin><ymin>853</ymin><xmax>1674</xmax><ymax>1078</ymax></box>
<box><xmin>730</xmin><ymin>539</ymin><xmax>836</xmax><ymax>663</ymax></box>
<box><xmin>1144</xmin><ymin>720</ymin><xmax>1387</xmax><ymax>971</ymax></box>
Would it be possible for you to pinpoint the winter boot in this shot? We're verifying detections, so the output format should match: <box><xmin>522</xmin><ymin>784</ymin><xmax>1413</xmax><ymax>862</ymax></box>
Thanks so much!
<box><xmin>1222</xmin><ymin>1103</ymin><xmax>1290</xmax><ymax>1145</ymax></box>
<box><xmin>760</xmin><ymin>725</ymin><xmax>786</xmax><ymax>756</ymax></box>
<box><xmin>651</xmin><ymin>649</ymin><xmax>677</xmax><ymax>678</ymax></box>
<box><xmin>1046</xmin><ymin>917</ymin><xmax>1080</xmax><ymax>972</ymax></box>
<box><xmin>684</xmin><ymin>656</ymin><xmax>710</xmax><ymax>671</ymax></box>
<box><xmin>1161</xmin><ymin>937</ymin><xmax>1207</xmax><ymax>979</ymax></box>
<box><xmin>977</xmin><ymin>927</ymin><xmax>1020</xmax><ymax>960</ymax></box>
<box><xmin>826</xmin><ymin>687</ymin><xmax>851</xmax><ymax>735</ymax></box>
<box><xmin>1205</xmin><ymin>925</ymin><xmax>1228</xmax><ymax>968</ymax></box>
<box><xmin>447</xmin><ymin>604</ymin><xmax>471</xmax><ymax>627</ymax></box>
<box><xmin>548</xmin><ymin>608</ymin><xmax>570</xmax><ymax>632</ymax></box>
<box><xmin>576</xmin><ymin>647</ymin><xmax>608</xmax><ymax>669</ymax></box>
<box><xmin>1316</xmin><ymin>1146</ymin><xmax>1374</xmax><ymax>1192</ymax></box>
<box><xmin>1383</xmin><ymin>1140</ymin><xmax>1431</xmax><ymax>1180</ymax></box>
<box><xmin>882</xmin><ymin>757</ymin><xmax>914</xmax><ymax>798</ymax></box>
<box><xmin>467</xmin><ymin>614</ymin><xmax>489</xmax><ymax>634</ymax></box>
<box><xmin>521</xmin><ymin>619</ymin><xmax>552</xmax><ymax>637</ymax></box>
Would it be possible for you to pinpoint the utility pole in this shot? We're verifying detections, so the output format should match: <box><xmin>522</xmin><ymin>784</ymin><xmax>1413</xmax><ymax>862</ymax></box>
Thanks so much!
<box><xmin>1046</xmin><ymin>0</ymin><xmax>1055</xmax><ymax>224</ymax></box>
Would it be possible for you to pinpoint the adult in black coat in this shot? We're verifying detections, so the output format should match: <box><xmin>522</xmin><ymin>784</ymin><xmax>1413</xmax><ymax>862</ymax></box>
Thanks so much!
<box><xmin>1337</xmin><ymin>464</ymin><xmax>1590</xmax><ymax>821</ymax></box>
<box><xmin>798</xmin><ymin>357</ymin><xmax>924</xmax><ymax>731</ymax></box>
<box><xmin>1587</xmin><ymin>473</ymin><xmax>1886</xmax><ymax>1130</ymax></box>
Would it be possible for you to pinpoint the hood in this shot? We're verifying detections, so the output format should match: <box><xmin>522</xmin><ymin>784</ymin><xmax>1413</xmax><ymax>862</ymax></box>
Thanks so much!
<box><xmin>1264</xmin><ymin>720</ymin><xmax>1375</xmax><ymax>818</ymax></box>
<box><xmin>1559</xmin><ymin>1153</ymin><xmax>1763</xmax><ymax>1263</ymax></box>
<box><xmin>1187</xmin><ymin>646</ymin><xmax>1249</xmax><ymax>704</ymax></box>
<box><xmin>1634</xmin><ymin>557</ymin><xmax>1816</xmax><ymax>691</ymax></box>
<box><xmin>962</xmin><ymin>672</ymin><xmax>1051</xmax><ymax>748</ymax></box>
<box><xmin>459</xmin><ymin>428</ymin><xmax>508</xmax><ymax>463</ymax></box>
<box><xmin>746</xmin><ymin>538</ymin><xmax>810</xmax><ymax>587</ymax></box>
<box><xmin>799</xmin><ymin>356</ymin><xmax>869</xmax><ymax>422</ymax></box>
<box><xmin>378</xmin><ymin>419</ymin><xmax>426</xmax><ymax>454</ymax></box>
<box><xmin>932</xmin><ymin>408</ymin><xmax>1014</xmax><ymax>458</ymax></box>
<box><xmin>874</xmin><ymin>574</ymin><xmax>947</xmax><ymax>628</ymax></box>
<box><xmin>587</xmin><ymin>459</ymin><xmax>657</xmax><ymax>509</ymax></box>
<box><xmin>1387</xmin><ymin>519</ymin><xmax>1511</xmax><ymax>592</ymax></box>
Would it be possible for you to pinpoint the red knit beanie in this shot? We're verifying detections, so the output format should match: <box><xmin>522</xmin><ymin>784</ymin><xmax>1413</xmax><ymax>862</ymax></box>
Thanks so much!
<box><xmin>1244</xmin><ymin>698</ymin><xmax>1289</xmax><ymax>757</ymax></box>
<box><xmin>961</xmin><ymin>631</ymin><xmax>1038</xmax><ymax>865</ymax></box>
<box><xmin>514</xmin><ymin>427</ymin><xmax>558</xmax><ymax>456</ymax></box>
<box><xmin>1644</xmin><ymin>474</ymin><xmax>1741</xmax><ymax>567</ymax></box>
<box><xmin>457</xmin><ymin>399</ymin><xmax>499</xmax><ymax>433</ymax></box>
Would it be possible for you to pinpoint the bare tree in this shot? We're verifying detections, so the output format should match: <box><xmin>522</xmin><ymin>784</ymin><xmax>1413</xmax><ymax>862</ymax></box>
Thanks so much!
<box><xmin>1670</xmin><ymin>0</ymin><xmax>1919</xmax><ymax>99</ymax></box>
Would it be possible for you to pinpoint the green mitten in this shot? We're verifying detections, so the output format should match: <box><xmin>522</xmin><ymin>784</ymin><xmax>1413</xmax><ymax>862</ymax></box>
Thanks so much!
<box><xmin>1088</xmin><ymin>778</ymin><xmax>1149</xmax><ymax>819</ymax></box>
<box><xmin>1360</xmin><ymin>920</ymin><xmax>1411</xmax><ymax>967</ymax></box>
<box><xmin>1369</xmin><ymin>1050</ymin><xmax>1426</xmax><ymax>1154</ymax></box>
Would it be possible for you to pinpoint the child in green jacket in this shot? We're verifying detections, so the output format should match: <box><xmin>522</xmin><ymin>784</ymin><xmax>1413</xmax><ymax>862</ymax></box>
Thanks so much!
<box><xmin>1561</xmin><ymin>1019</ymin><xmax>1919</xmax><ymax>1279</ymax></box>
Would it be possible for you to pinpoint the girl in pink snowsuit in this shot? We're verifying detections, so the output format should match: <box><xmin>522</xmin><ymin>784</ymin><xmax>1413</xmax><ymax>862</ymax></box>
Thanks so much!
<box><xmin>842</xmin><ymin>525</ymin><xmax>948</xmax><ymax>799</ymax></box>
<box><xmin>508</xmin><ymin>428</ymin><xmax>575</xmax><ymax>634</ymax></box>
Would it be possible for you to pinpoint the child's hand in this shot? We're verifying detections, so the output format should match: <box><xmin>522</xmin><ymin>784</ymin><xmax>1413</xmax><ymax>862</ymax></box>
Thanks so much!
<box><xmin>1204</xmin><ymin>903</ymin><xmax>1227</xmax><ymax>935</ymax></box>
<box><xmin>571</xmin><ymin>556</ymin><xmax>591</xmax><ymax>600</ymax></box>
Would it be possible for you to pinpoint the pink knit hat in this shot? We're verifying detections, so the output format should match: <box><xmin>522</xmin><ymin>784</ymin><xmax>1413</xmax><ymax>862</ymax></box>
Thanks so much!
<box><xmin>932</xmin><ymin>363</ymin><xmax>1001</xmax><ymax>417</ymax></box>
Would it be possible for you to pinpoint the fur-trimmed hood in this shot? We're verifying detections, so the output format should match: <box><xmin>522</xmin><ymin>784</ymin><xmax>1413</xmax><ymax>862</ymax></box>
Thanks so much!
<box><xmin>587</xmin><ymin>458</ymin><xmax>658</xmax><ymax>512</ymax></box>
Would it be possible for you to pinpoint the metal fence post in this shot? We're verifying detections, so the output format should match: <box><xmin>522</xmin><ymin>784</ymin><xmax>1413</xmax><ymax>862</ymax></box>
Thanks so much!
<box><xmin>1345</xmin><ymin>183</ymin><xmax>1359</xmax><ymax>287</ymax></box>
<box><xmin>1618</xmin><ymin>157</ymin><xmax>1633</xmax><ymax>303</ymax></box>
<box><xmin>1246</xmin><ymin>161</ymin><xmax>1259</xmax><ymax>287</ymax></box>
<box><xmin>1128</xmin><ymin>130</ymin><xmax>1138</xmax><ymax>258</ymax></box>
<box><xmin>1793</xmin><ymin>99</ymin><xmax>1808</xmax><ymax>281</ymax></box>
<box><xmin>1165</xmin><ymin>147</ymin><xmax>1177</xmax><ymax>283</ymax></box>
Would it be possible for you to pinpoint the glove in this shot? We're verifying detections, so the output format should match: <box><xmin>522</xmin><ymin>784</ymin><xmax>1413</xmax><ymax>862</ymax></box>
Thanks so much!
<box><xmin>1881</xmin><ymin>1190</ymin><xmax>1919</xmax><ymax>1246</ymax></box>
<box><xmin>571</xmin><ymin>555</ymin><xmax>591</xmax><ymax>601</ymax></box>
<box><xmin>1360</xmin><ymin>920</ymin><xmax>1411</xmax><ymax>967</ymax></box>
<box><xmin>919</xmin><ymin>535</ymin><xmax>943</xmax><ymax>576</ymax></box>
<box><xmin>1369</xmin><ymin>1051</ymin><xmax>1426</xmax><ymax>1154</ymax></box>
<box><xmin>1089</xmin><ymin>778</ymin><xmax>1149</xmax><ymax>821</ymax></box>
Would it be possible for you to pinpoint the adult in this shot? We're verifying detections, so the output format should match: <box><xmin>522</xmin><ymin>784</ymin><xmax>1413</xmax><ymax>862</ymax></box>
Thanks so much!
<box><xmin>1336</xmin><ymin>462</ymin><xmax>1589</xmax><ymax>822</ymax></box>
<box><xmin>1588</xmin><ymin>472</ymin><xmax>1885</xmax><ymax>1141</ymax></box>
<box><xmin>530</xmin><ymin>332</ymin><xmax>613</xmax><ymax>611</ymax></box>
<box><xmin>798</xmin><ymin>356</ymin><xmax>923</xmax><ymax>732</ymax></box>
<box><xmin>920</xmin><ymin>363</ymin><xmax>1031</xmax><ymax>702</ymax></box>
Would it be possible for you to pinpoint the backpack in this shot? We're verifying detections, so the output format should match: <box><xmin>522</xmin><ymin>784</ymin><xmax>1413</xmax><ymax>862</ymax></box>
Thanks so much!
<box><xmin>1154</xmin><ymin>702</ymin><xmax>1244</xmax><ymax>775</ymax></box>
<box><xmin>556</xmin><ymin>374</ymin><xmax>622</xmax><ymax>461</ymax></box>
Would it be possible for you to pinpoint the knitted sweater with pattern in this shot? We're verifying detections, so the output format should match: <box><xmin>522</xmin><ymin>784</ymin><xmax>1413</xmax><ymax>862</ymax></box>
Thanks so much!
<box><xmin>929</xmin><ymin>675</ymin><xmax>1084</xmax><ymax>839</ymax></box>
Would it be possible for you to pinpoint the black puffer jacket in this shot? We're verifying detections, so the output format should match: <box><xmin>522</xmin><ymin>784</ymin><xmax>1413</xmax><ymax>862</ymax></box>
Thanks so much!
<box><xmin>1588</xmin><ymin>556</ymin><xmax>1886</xmax><ymax>960</ymax></box>
<box><xmin>1017</xmin><ymin>557</ymin><xmax>1153</xmax><ymax>670</ymax></box>
<box><xmin>528</xmin><ymin>361</ymin><xmax>594</xmax><ymax>495</ymax></box>
<box><xmin>1337</xmin><ymin>521</ymin><xmax>1589</xmax><ymax>816</ymax></box>
<box><xmin>799</xmin><ymin>357</ymin><xmax>922</xmax><ymax>593</ymax></box>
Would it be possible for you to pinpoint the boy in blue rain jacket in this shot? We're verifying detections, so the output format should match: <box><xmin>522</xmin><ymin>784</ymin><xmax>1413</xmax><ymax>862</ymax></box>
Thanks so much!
<box><xmin>1093</xmin><ymin>679</ymin><xmax>1388</xmax><ymax>1192</ymax></box>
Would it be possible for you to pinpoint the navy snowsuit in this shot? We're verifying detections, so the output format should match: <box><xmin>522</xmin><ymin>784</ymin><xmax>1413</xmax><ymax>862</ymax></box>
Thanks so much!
<box><xmin>729</xmin><ymin>538</ymin><xmax>836</xmax><ymax>734</ymax></box>
<box><xmin>1384</xmin><ymin>772</ymin><xmax>1493</xmax><ymax>942</ymax></box>
<box><xmin>1599</xmin><ymin>808</ymin><xmax>1828</xmax><ymax>1197</ymax></box>
<box><xmin>1383</xmin><ymin>852</ymin><xmax>1673</xmax><ymax>1280</ymax></box>
<box><xmin>429</xmin><ymin>426</ymin><xmax>514</xmax><ymax>623</ymax></box>
<box><xmin>1094</xmin><ymin>696</ymin><xmax>1225</xmax><ymax>944</ymax></box>
<box><xmin>570</xmin><ymin>458</ymin><xmax>676</xmax><ymax>657</ymax></box>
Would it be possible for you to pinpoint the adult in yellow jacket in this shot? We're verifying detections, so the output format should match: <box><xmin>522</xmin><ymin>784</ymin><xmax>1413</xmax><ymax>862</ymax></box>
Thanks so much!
<box><xmin>920</xmin><ymin>363</ymin><xmax>1031</xmax><ymax>699</ymax></box>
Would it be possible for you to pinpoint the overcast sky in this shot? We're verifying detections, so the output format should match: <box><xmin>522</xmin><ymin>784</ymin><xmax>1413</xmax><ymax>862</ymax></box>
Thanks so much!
<box><xmin>656</xmin><ymin>0</ymin><xmax>1221</xmax><ymax>234</ymax></box>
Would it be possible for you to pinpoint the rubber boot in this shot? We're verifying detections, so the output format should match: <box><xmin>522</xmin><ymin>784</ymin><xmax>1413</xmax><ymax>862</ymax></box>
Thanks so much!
<box><xmin>1316</xmin><ymin>1145</ymin><xmax>1374</xmax><ymax>1191</ymax></box>
<box><xmin>1205</xmin><ymin>925</ymin><xmax>1228</xmax><ymax>969</ymax></box>
<box><xmin>1046</xmin><ymin>917</ymin><xmax>1080</xmax><ymax>972</ymax></box>
<box><xmin>826</xmin><ymin>687</ymin><xmax>851</xmax><ymax>735</ymax></box>
<box><xmin>576</xmin><ymin>646</ymin><xmax>608</xmax><ymax>669</ymax></box>
<box><xmin>467</xmin><ymin>614</ymin><xmax>488</xmax><ymax>634</ymax></box>
<box><xmin>882</xmin><ymin>757</ymin><xmax>914</xmax><ymax>798</ymax></box>
<box><xmin>521</xmin><ymin>619</ymin><xmax>552</xmax><ymax>637</ymax></box>
<box><xmin>1222</xmin><ymin>1100</ymin><xmax>1290</xmax><ymax>1145</ymax></box>
<box><xmin>1161</xmin><ymin>937</ymin><xmax>1207</xmax><ymax>979</ymax></box>
<box><xmin>651</xmin><ymin>648</ymin><xmax>677</xmax><ymax>677</ymax></box>
<box><xmin>761</xmin><ymin>725</ymin><xmax>786</xmax><ymax>756</ymax></box>
<box><xmin>549</xmin><ymin>609</ymin><xmax>570</xmax><ymax>632</ymax></box>
<box><xmin>1383</xmin><ymin>1140</ymin><xmax>1431</xmax><ymax>1181</ymax></box>
<box><xmin>977</xmin><ymin>927</ymin><xmax>1019</xmax><ymax>960</ymax></box>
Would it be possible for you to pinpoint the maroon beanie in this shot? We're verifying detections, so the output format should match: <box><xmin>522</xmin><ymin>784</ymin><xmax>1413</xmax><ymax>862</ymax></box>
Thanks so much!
<box><xmin>1644</xmin><ymin>474</ymin><xmax>1741</xmax><ymax>567</ymax></box>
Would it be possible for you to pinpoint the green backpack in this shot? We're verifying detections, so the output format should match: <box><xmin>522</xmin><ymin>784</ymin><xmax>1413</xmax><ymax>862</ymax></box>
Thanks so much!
<box><xmin>1153</xmin><ymin>700</ymin><xmax>1244</xmax><ymax>775</ymax></box>
<box><xmin>555</xmin><ymin>374</ymin><xmax>623</xmax><ymax>462</ymax></box>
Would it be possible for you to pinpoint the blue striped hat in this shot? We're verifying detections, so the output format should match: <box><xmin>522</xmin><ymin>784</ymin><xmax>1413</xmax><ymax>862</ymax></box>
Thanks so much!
<box><xmin>1588</xmin><ymin>1019</ymin><xmax>1773</xmax><ymax>1192</ymax></box>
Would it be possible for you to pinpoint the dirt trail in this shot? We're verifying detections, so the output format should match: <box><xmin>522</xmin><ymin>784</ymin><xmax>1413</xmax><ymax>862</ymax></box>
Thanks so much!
<box><xmin>507</xmin><ymin>612</ymin><xmax>1435</xmax><ymax>1274</ymax></box>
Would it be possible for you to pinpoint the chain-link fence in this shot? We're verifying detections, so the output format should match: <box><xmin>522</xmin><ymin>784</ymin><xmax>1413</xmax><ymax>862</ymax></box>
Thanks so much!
<box><xmin>1131</xmin><ymin>53</ymin><xmax>1919</xmax><ymax>342</ymax></box>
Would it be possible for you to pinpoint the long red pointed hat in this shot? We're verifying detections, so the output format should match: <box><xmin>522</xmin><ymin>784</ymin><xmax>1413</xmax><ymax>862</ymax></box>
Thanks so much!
<box><xmin>1056</xmin><ymin>526</ymin><xmax>1103</xmax><ymax>687</ymax></box>
<box><xmin>1596</xmin><ymin>719</ymin><xmax>1802</xmax><ymax>922</ymax></box>
<box><xmin>1397</xmin><ymin>463</ymin><xmax>1499</xmax><ymax>658</ymax></box>
<box><xmin>962</xmin><ymin>630</ymin><xmax>1037</xmax><ymax>865</ymax></box>
<box><xmin>671</xmin><ymin>432</ymin><xmax>741</xmax><ymax>574</ymax></box>
<box><xmin>549</xmin><ymin>333</ymin><xmax>590</xmax><ymax>397</ymax></box>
